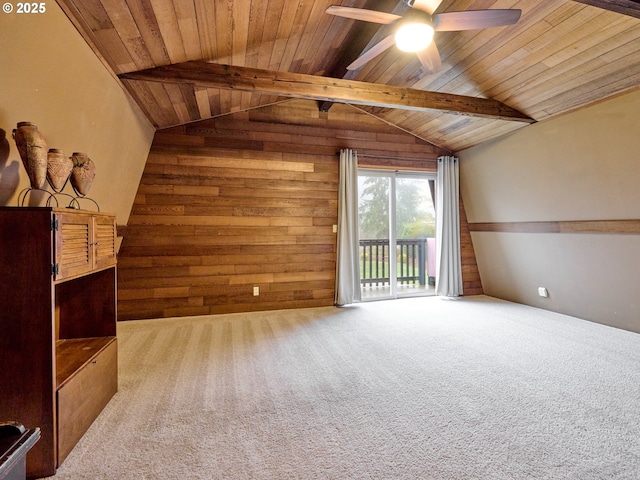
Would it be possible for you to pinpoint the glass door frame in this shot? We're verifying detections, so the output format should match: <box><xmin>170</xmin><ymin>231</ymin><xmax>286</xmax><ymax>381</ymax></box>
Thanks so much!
<box><xmin>358</xmin><ymin>169</ymin><xmax>436</xmax><ymax>302</ymax></box>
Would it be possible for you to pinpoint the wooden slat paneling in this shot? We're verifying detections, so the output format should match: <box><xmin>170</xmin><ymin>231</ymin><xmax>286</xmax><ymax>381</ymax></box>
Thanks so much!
<box><xmin>460</xmin><ymin>196</ymin><xmax>483</xmax><ymax>296</ymax></box>
<box><xmin>117</xmin><ymin>100</ymin><xmax>481</xmax><ymax>320</ymax></box>
<box><xmin>57</xmin><ymin>0</ymin><xmax>640</xmax><ymax>151</ymax></box>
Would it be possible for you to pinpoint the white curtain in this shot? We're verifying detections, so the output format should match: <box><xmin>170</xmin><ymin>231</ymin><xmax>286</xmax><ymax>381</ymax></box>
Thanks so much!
<box><xmin>335</xmin><ymin>149</ymin><xmax>362</xmax><ymax>306</ymax></box>
<box><xmin>435</xmin><ymin>155</ymin><xmax>463</xmax><ymax>297</ymax></box>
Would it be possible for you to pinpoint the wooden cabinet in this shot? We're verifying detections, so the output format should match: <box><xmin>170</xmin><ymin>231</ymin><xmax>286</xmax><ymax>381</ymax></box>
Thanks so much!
<box><xmin>0</xmin><ymin>207</ymin><xmax>118</xmax><ymax>479</ymax></box>
<box><xmin>53</xmin><ymin>210</ymin><xmax>117</xmax><ymax>280</ymax></box>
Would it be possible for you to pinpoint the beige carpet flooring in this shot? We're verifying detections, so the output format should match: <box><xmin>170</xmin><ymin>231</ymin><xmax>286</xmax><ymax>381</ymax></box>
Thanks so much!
<box><xmin>46</xmin><ymin>295</ymin><xmax>640</xmax><ymax>479</ymax></box>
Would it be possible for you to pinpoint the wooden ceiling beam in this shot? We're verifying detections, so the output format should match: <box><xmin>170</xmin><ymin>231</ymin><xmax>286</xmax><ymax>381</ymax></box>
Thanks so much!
<box><xmin>572</xmin><ymin>0</ymin><xmax>640</xmax><ymax>19</ymax></box>
<box><xmin>319</xmin><ymin>0</ymin><xmax>409</xmax><ymax>112</ymax></box>
<box><xmin>119</xmin><ymin>61</ymin><xmax>535</xmax><ymax>123</ymax></box>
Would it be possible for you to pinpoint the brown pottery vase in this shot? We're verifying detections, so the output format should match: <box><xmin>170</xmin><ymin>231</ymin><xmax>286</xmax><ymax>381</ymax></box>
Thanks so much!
<box><xmin>12</xmin><ymin>122</ymin><xmax>48</xmax><ymax>189</ymax></box>
<box><xmin>47</xmin><ymin>149</ymin><xmax>73</xmax><ymax>192</ymax></box>
<box><xmin>70</xmin><ymin>152</ymin><xmax>96</xmax><ymax>196</ymax></box>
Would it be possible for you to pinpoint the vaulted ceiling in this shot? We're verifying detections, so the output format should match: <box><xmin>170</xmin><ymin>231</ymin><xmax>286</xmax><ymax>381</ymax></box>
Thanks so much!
<box><xmin>57</xmin><ymin>0</ymin><xmax>640</xmax><ymax>152</ymax></box>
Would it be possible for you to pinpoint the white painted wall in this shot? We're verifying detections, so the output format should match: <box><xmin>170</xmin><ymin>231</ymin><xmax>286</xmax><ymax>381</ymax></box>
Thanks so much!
<box><xmin>459</xmin><ymin>89</ymin><xmax>640</xmax><ymax>333</ymax></box>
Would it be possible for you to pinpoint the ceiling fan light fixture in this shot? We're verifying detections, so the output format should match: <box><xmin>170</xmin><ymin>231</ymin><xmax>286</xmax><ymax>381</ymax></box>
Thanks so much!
<box><xmin>395</xmin><ymin>21</ymin><xmax>434</xmax><ymax>52</ymax></box>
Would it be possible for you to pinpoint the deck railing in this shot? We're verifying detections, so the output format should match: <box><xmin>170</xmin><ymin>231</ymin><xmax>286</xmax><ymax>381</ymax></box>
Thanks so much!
<box><xmin>360</xmin><ymin>238</ymin><xmax>428</xmax><ymax>287</ymax></box>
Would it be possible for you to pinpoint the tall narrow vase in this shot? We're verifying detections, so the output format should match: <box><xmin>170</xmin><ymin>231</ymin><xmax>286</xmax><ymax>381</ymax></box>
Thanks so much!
<box><xmin>70</xmin><ymin>152</ymin><xmax>96</xmax><ymax>197</ymax></box>
<box><xmin>12</xmin><ymin>122</ymin><xmax>48</xmax><ymax>189</ymax></box>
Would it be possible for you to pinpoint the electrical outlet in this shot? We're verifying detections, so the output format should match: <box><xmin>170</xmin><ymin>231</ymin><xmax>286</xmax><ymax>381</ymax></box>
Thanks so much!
<box><xmin>332</xmin><ymin>224</ymin><xmax>338</xmax><ymax>233</ymax></box>
<box><xmin>253</xmin><ymin>286</ymin><xmax>260</xmax><ymax>296</ymax></box>
<box><xmin>538</xmin><ymin>287</ymin><xmax>548</xmax><ymax>298</ymax></box>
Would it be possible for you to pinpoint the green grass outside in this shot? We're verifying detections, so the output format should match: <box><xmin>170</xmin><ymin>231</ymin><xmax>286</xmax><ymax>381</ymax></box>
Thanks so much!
<box><xmin>360</xmin><ymin>258</ymin><xmax>420</xmax><ymax>283</ymax></box>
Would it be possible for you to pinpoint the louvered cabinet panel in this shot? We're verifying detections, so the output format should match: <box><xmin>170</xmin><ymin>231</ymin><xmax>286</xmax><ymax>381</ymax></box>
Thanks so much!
<box><xmin>53</xmin><ymin>210</ymin><xmax>116</xmax><ymax>281</ymax></box>
<box><xmin>56</xmin><ymin>213</ymin><xmax>92</xmax><ymax>279</ymax></box>
<box><xmin>94</xmin><ymin>215</ymin><xmax>117</xmax><ymax>270</ymax></box>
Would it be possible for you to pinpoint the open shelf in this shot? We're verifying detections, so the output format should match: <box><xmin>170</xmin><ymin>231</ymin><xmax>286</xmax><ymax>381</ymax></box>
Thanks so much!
<box><xmin>56</xmin><ymin>336</ymin><xmax>116</xmax><ymax>389</ymax></box>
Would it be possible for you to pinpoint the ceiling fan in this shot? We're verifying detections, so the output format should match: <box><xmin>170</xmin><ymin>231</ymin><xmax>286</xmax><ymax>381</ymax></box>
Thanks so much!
<box><xmin>326</xmin><ymin>0</ymin><xmax>521</xmax><ymax>73</ymax></box>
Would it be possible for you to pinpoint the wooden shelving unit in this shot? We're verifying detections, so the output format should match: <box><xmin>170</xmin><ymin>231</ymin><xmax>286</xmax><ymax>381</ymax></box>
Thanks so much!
<box><xmin>0</xmin><ymin>207</ymin><xmax>118</xmax><ymax>478</ymax></box>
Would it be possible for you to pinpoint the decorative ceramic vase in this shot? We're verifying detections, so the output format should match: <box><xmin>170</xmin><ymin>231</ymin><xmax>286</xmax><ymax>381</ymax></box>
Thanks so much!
<box><xmin>12</xmin><ymin>122</ymin><xmax>48</xmax><ymax>189</ymax></box>
<box><xmin>46</xmin><ymin>149</ymin><xmax>73</xmax><ymax>192</ymax></box>
<box><xmin>70</xmin><ymin>152</ymin><xmax>96</xmax><ymax>197</ymax></box>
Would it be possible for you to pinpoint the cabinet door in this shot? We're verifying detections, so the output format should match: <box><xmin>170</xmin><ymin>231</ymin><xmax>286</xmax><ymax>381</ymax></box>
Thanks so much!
<box><xmin>53</xmin><ymin>211</ymin><xmax>117</xmax><ymax>281</ymax></box>
<box><xmin>94</xmin><ymin>214</ymin><xmax>116</xmax><ymax>270</ymax></box>
<box><xmin>57</xmin><ymin>339</ymin><xmax>117</xmax><ymax>465</ymax></box>
<box><xmin>54</xmin><ymin>211</ymin><xmax>94</xmax><ymax>280</ymax></box>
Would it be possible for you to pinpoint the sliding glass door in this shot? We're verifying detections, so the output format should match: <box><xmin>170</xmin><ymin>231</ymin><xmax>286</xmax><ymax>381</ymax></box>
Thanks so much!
<box><xmin>358</xmin><ymin>170</ymin><xmax>436</xmax><ymax>300</ymax></box>
<box><xmin>358</xmin><ymin>173</ymin><xmax>393</xmax><ymax>299</ymax></box>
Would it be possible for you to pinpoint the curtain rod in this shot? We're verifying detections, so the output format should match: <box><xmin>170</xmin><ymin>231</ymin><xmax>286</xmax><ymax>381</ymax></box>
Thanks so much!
<box><xmin>335</xmin><ymin>152</ymin><xmax>436</xmax><ymax>162</ymax></box>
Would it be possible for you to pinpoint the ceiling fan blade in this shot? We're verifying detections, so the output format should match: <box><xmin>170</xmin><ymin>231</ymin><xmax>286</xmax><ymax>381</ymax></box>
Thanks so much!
<box><xmin>433</xmin><ymin>9</ymin><xmax>522</xmax><ymax>31</ymax></box>
<box><xmin>416</xmin><ymin>42</ymin><xmax>442</xmax><ymax>73</ymax></box>
<box><xmin>325</xmin><ymin>6</ymin><xmax>401</xmax><ymax>24</ymax></box>
<box><xmin>346</xmin><ymin>34</ymin><xmax>396</xmax><ymax>71</ymax></box>
<box><xmin>410</xmin><ymin>0</ymin><xmax>444</xmax><ymax>15</ymax></box>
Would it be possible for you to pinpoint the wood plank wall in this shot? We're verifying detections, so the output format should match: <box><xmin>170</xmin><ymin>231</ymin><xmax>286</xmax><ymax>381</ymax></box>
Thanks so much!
<box><xmin>460</xmin><ymin>198</ymin><xmax>483</xmax><ymax>296</ymax></box>
<box><xmin>117</xmin><ymin>100</ymin><xmax>482</xmax><ymax>320</ymax></box>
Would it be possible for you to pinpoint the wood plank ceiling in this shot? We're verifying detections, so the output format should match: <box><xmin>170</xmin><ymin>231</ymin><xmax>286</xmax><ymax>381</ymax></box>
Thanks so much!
<box><xmin>57</xmin><ymin>0</ymin><xmax>640</xmax><ymax>152</ymax></box>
